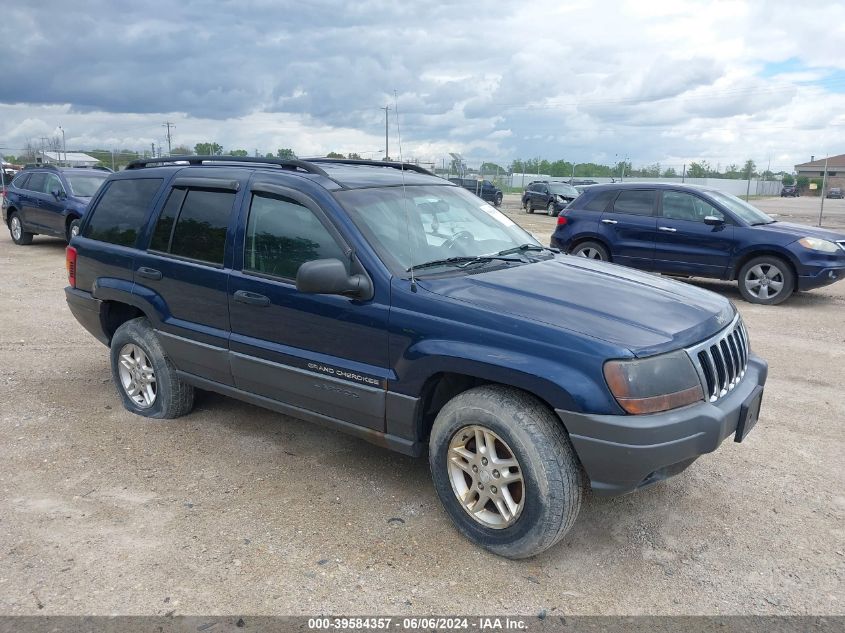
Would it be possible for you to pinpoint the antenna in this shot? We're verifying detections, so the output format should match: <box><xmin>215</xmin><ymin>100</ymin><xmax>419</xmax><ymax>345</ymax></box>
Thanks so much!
<box><xmin>393</xmin><ymin>89</ymin><xmax>416</xmax><ymax>291</ymax></box>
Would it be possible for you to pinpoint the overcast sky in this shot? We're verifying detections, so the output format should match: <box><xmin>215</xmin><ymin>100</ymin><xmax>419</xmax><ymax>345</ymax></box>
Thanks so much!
<box><xmin>2</xmin><ymin>0</ymin><xmax>844</xmax><ymax>171</ymax></box>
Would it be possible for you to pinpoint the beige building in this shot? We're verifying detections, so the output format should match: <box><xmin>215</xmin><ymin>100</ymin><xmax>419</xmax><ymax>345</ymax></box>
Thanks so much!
<box><xmin>794</xmin><ymin>154</ymin><xmax>845</xmax><ymax>194</ymax></box>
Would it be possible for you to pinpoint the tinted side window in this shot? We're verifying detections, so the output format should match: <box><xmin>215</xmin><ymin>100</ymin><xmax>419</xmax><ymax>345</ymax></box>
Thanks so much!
<box><xmin>167</xmin><ymin>189</ymin><xmax>235</xmax><ymax>265</ymax></box>
<box><xmin>662</xmin><ymin>191</ymin><xmax>724</xmax><ymax>222</ymax></box>
<box><xmin>27</xmin><ymin>173</ymin><xmax>47</xmax><ymax>193</ymax></box>
<box><xmin>245</xmin><ymin>193</ymin><xmax>346</xmax><ymax>280</ymax></box>
<box><xmin>611</xmin><ymin>190</ymin><xmax>656</xmax><ymax>216</ymax></box>
<box><xmin>583</xmin><ymin>190</ymin><xmax>617</xmax><ymax>212</ymax></box>
<box><xmin>44</xmin><ymin>173</ymin><xmax>64</xmax><ymax>194</ymax></box>
<box><xmin>11</xmin><ymin>173</ymin><xmax>29</xmax><ymax>189</ymax></box>
<box><xmin>83</xmin><ymin>179</ymin><xmax>163</xmax><ymax>247</ymax></box>
<box><xmin>149</xmin><ymin>188</ymin><xmax>186</xmax><ymax>252</ymax></box>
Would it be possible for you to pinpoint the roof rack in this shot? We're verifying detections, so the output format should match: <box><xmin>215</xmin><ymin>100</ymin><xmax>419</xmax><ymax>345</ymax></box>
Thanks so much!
<box><xmin>125</xmin><ymin>155</ymin><xmax>330</xmax><ymax>177</ymax></box>
<box><xmin>23</xmin><ymin>163</ymin><xmax>60</xmax><ymax>171</ymax></box>
<box><xmin>306</xmin><ymin>157</ymin><xmax>435</xmax><ymax>176</ymax></box>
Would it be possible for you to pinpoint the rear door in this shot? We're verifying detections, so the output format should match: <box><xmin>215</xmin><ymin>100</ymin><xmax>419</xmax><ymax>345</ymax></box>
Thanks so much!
<box><xmin>597</xmin><ymin>188</ymin><xmax>658</xmax><ymax>269</ymax></box>
<box><xmin>20</xmin><ymin>172</ymin><xmax>47</xmax><ymax>230</ymax></box>
<box><xmin>132</xmin><ymin>174</ymin><xmax>242</xmax><ymax>386</ymax></box>
<box><xmin>227</xmin><ymin>181</ymin><xmax>390</xmax><ymax>432</ymax></box>
<box><xmin>652</xmin><ymin>190</ymin><xmax>736</xmax><ymax>278</ymax></box>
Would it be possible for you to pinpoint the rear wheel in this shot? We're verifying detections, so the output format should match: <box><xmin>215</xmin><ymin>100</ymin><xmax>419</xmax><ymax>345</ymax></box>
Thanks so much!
<box><xmin>570</xmin><ymin>240</ymin><xmax>609</xmax><ymax>261</ymax></box>
<box><xmin>110</xmin><ymin>317</ymin><xmax>195</xmax><ymax>419</ymax></box>
<box><xmin>429</xmin><ymin>385</ymin><xmax>583</xmax><ymax>559</ymax></box>
<box><xmin>737</xmin><ymin>256</ymin><xmax>794</xmax><ymax>305</ymax></box>
<box><xmin>8</xmin><ymin>212</ymin><xmax>33</xmax><ymax>245</ymax></box>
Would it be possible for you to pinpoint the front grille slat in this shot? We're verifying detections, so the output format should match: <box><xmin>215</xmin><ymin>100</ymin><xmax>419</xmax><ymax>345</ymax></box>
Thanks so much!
<box><xmin>686</xmin><ymin>314</ymin><xmax>749</xmax><ymax>403</ymax></box>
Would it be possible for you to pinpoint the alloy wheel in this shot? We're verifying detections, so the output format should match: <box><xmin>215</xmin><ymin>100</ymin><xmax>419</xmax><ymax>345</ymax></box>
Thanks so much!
<box><xmin>744</xmin><ymin>263</ymin><xmax>785</xmax><ymax>301</ymax></box>
<box><xmin>11</xmin><ymin>216</ymin><xmax>22</xmax><ymax>240</ymax></box>
<box><xmin>447</xmin><ymin>425</ymin><xmax>525</xmax><ymax>529</ymax></box>
<box><xmin>576</xmin><ymin>247</ymin><xmax>603</xmax><ymax>260</ymax></box>
<box><xmin>117</xmin><ymin>343</ymin><xmax>157</xmax><ymax>408</ymax></box>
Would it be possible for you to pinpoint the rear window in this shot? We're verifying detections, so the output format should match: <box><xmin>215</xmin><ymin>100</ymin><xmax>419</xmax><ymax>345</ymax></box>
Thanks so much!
<box><xmin>83</xmin><ymin>178</ymin><xmax>163</xmax><ymax>247</ymax></box>
<box><xmin>611</xmin><ymin>190</ymin><xmax>656</xmax><ymax>216</ymax></box>
<box><xmin>583</xmin><ymin>190</ymin><xmax>617</xmax><ymax>211</ymax></box>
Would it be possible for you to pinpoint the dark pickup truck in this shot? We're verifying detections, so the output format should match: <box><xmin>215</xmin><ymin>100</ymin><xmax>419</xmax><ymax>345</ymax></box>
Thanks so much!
<box><xmin>65</xmin><ymin>156</ymin><xmax>767</xmax><ymax>558</ymax></box>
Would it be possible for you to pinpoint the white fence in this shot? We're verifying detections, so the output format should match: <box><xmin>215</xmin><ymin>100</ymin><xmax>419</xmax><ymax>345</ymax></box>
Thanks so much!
<box><xmin>507</xmin><ymin>174</ymin><xmax>782</xmax><ymax>197</ymax></box>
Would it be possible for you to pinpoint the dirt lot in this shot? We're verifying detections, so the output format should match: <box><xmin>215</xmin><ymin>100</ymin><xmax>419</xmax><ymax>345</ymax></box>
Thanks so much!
<box><xmin>0</xmin><ymin>196</ymin><xmax>843</xmax><ymax>616</ymax></box>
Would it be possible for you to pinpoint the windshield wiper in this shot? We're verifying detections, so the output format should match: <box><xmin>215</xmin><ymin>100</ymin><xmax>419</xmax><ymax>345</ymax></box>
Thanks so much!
<box><xmin>407</xmin><ymin>255</ymin><xmax>521</xmax><ymax>272</ymax></box>
<box><xmin>495</xmin><ymin>243</ymin><xmax>558</xmax><ymax>257</ymax></box>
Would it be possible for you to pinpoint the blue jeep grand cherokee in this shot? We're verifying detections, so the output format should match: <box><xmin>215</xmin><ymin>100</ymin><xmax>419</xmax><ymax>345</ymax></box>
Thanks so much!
<box><xmin>551</xmin><ymin>182</ymin><xmax>845</xmax><ymax>305</ymax></box>
<box><xmin>3</xmin><ymin>165</ymin><xmax>109</xmax><ymax>244</ymax></box>
<box><xmin>65</xmin><ymin>156</ymin><xmax>767</xmax><ymax>558</ymax></box>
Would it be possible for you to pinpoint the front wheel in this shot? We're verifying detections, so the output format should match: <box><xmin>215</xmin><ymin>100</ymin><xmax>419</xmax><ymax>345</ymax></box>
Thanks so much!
<box><xmin>429</xmin><ymin>385</ymin><xmax>583</xmax><ymax>559</ymax></box>
<box><xmin>67</xmin><ymin>218</ymin><xmax>81</xmax><ymax>242</ymax></box>
<box><xmin>737</xmin><ymin>256</ymin><xmax>794</xmax><ymax>305</ymax></box>
<box><xmin>494</xmin><ymin>193</ymin><xmax>503</xmax><ymax>207</ymax></box>
<box><xmin>8</xmin><ymin>213</ymin><xmax>34</xmax><ymax>245</ymax></box>
<box><xmin>570</xmin><ymin>240</ymin><xmax>609</xmax><ymax>261</ymax></box>
<box><xmin>110</xmin><ymin>317</ymin><xmax>195</xmax><ymax>418</ymax></box>
<box><xmin>546</xmin><ymin>202</ymin><xmax>556</xmax><ymax>217</ymax></box>
<box><xmin>525</xmin><ymin>200</ymin><xmax>534</xmax><ymax>214</ymax></box>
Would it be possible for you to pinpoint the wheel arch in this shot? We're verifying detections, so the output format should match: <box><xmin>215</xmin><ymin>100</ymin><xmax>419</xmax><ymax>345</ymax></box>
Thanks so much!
<box><xmin>567</xmin><ymin>235</ymin><xmax>612</xmax><ymax>258</ymax></box>
<box><xmin>730</xmin><ymin>247</ymin><xmax>799</xmax><ymax>283</ymax></box>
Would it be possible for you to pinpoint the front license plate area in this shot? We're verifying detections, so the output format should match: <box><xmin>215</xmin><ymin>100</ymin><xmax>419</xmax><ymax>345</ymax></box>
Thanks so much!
<box><xmin>735</xmin><ymin>385</ymin><xmax>763</xmax><ymax>443</ymax></box>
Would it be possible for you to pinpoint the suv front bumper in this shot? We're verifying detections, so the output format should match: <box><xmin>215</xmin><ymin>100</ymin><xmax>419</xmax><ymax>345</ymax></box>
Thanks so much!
<box><xmin>557</xmin><ymin>354</ymin><xmax>767</xmax><ymax>496</ymax></box>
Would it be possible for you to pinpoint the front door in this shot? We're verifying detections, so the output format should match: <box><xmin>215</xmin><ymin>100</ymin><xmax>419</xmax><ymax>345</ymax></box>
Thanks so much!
<box><xmin>652</xmin><ymin>190</ymin><xmax>736</xmax><ymax>278</ymax></box>
<box><xmin>597</xmin><ymin>188</ymin><xmax>658</xmax><ymax>269</ymax></box>
<box><xmin>228</xmin><ymin>183</ymin><xmax>390</xmax><ymax>432</ymax></box>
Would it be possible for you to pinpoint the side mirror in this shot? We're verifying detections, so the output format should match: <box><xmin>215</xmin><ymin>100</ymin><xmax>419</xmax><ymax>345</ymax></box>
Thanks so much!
<box><xmin>704</xmin><ymin>216</ymin><xmax>725</xmax><ymax>226</ymax></box>
<box><xmin>296</xmin><ymin>258</ymin><xmax>372</xmax><ymax>300</ymax></box>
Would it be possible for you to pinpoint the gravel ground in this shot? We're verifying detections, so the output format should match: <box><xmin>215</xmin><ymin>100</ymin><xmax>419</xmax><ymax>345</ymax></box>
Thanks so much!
<box><xmin>0</xmin><ymin>196</ymin><xmax>842</xmax><ymax>616</ymax></box>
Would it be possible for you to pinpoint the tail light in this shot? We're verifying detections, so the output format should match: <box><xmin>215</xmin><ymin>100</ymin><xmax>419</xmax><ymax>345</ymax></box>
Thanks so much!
<box><xmin>556</xmin><ymin>215</ymin><xmax>568</xmax><ymax>225</ymax></box>
<box><xmin>66</xmin><ymin>246</ymin><xmax>77</xmax><ymax>288</ymax></box>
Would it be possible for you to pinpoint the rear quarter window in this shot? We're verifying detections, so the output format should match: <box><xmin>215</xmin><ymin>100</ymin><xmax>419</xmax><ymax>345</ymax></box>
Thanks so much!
<box><xmin>83</xmin><ymin>178</ymin><xmax>163</xmax><ymax>247</ymax></box>
<box><xmin>582</xmin><ymin>190</ymin><xmax>617</xmax><ymax>212</ymax></box>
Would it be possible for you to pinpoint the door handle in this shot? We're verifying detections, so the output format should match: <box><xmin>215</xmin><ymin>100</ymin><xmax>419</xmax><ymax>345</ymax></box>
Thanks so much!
<box><xmin>601</xmin><ymin>219</ymin><xmax>618</xmax><ymax>225</ymax></box>
<box><xmin>233</xmin><ymin>290</ymin><xmax>270</xmax><ymax>307</ymax></box>
<box><xmin>659</xmin><ymin>226</ymin><xmax>677</xmax><ymax>232</ymax></box>
<box><xmin>136</xmin><ymin>267</ymin><xmax>162</xmax><ymax>280</ymax></box>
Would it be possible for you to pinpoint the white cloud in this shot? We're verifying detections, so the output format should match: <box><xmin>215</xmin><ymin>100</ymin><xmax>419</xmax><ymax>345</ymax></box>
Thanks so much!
<box><xmin>1</xmin><ymin>0</ymin><xmax>844</xmax><ymax>172</ymax></box>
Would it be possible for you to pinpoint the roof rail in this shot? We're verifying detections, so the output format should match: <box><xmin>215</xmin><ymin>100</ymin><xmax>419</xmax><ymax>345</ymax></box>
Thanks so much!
<box><xmin>125</xmin><ymin>155</ymin><xmax>330</xmax><ymax>177</ymax></box>
<box><xmin>306</xmin><ymin>157</ymin><xmax>435</xmax><ymax>176</ymax></box>
<box><xmin>23</xmin><ymin>163</ymin><xmax>60</xmax><ymax>171</ymax></box>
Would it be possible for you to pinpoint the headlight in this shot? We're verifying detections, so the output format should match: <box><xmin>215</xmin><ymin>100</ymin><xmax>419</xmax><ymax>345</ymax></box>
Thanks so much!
<box><xmin>798</xmin><ymin>237</ymin><xmax>839</xmax><ymax>253</ymax></box>
<box><xmin>604</xmin><ymin>351</ymin><xmax>704</xmax><ymax>415</ymax></box>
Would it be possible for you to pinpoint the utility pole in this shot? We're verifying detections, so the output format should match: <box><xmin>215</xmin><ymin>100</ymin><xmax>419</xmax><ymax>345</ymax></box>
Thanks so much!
<box><xmin>111</xmin><ymin>149</ymin><xmax>115</xmax><ymax>171</ymax></box>
<box><xmin>151</xmin><ymin>142</ymin><xmax>155</xmax><ymax>158</ymax></box>
<box><xmin>40</xmin><ymin>137</ymin><xmax>49</xmax><ymax>164</ymax></box>
<box><xmin>381</xmin><ymin>105</ymin><xmax>390</xmax><ymax>160</ymax></box>
<box><xmin>681</xmin><ymin>163</ymin><xmax>686</xmax><ymax>183</ymax></box>
<box><xmin>818</xmin><ymin>154</ymin><xmax>829</xmax><ymax>226</ymax></box>
<box><xmin>162</xmin><ymin>122</ymin><xmax>174</xmax><ymax>156</ymax></box>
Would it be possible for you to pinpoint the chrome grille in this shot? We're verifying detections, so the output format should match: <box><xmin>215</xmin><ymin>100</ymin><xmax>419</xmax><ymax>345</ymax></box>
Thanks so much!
<box><xmin>686</xmin><ymin>315</ymin><xmax>749</xmax><ymax>402</ymax></box>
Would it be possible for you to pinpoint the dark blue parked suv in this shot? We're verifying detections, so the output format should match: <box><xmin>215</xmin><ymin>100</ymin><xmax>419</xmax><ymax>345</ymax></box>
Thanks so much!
<box><xmin>552</xmin><ymin>183</ymin><xmax>845</xmax><ymax>305</ymax></box>
<box><xmin>65</xmin><ymin>157</ymin><xmax>767</xmax><ymax>558</ymax></box>
<box><xmin>3</xmin><ymin>165</ymin><xmax>110</xmax><ymax>244</ymax></box>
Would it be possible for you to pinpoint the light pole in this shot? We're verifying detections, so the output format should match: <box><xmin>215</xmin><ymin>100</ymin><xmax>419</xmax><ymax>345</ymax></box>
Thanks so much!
<box><xmin>818</xmin><ymin>154</ymin><xmax>829</xmax><ymax>227</ymax></box>
<box><xmin>58</xmin><ymin>126</ymin><xmax>67</xmax><ymax>165</ymax></box>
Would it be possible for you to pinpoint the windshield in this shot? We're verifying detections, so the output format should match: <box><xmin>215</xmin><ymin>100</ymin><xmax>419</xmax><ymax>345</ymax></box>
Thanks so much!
<box><xmin>65</xmin><ymin>173</ymin><xmax>107</xmax><ymax>197</ymax></box>
<box><xmin>549</xmin><ymin>183</ymin><xmax>578</xmax><ymax>196</ymax></box>
<box><xmin>336</xmin><ymin>185</ymin><xmax>542</xmax><ymax>274</ymax></box>
<box><xmin>708</xmin><ymin>191</ymin><xmax>774</xmax><ymax>225</ymax></box>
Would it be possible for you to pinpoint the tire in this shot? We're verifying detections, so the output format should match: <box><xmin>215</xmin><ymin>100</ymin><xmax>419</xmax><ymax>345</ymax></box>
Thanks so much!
<box><xmin>569</xmin><ymin>240</ymin><xmax>609</xmax><ymax>261</ymax></box>
<box><xmin>429</xmin><ymin>385</ymin><xmax>583</xmax><ymax>559</ymax></box>
<box><xmin>67</xmin><ymin>218</ymin><xmax>81</xmax><ymax>242</ymax></box>
<box><xmin>110</xmin><ymin>317</ymin><xmax>194</xmax><ymax>419</ymax></box>
<box><xmin>8</xmin><ymin>212</ymin><xmax>33</xmax><ymax>245</ymax></box>
<box><xmin>546</xmin><ymin>202</ymin><xmax>556</xmax><ymax>217</ymax></box>
<box><xmin>494</xmin><ymin>194</ymin><xmax>503</xmax><ymax>207</ymax></box>
<box><xmin>525</xmin><ymin>200</ymin><xmax>534</xmax><ymax>214</ymax></box>
<box><xmin>737</xmin><ymin>255</ymin><xmax>795</xmax><ymax>305</ymax></box>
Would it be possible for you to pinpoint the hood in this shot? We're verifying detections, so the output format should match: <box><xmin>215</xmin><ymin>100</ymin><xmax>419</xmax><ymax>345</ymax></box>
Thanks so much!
<box><xmin>418</xmin><ymin>257</ymin><xmax>736</xmax><ymax>357</ymax></box>
<box><xmin>758</xmin><ymin>221</ymin><xmax>845</xmax><ymax>242</ymax></box>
